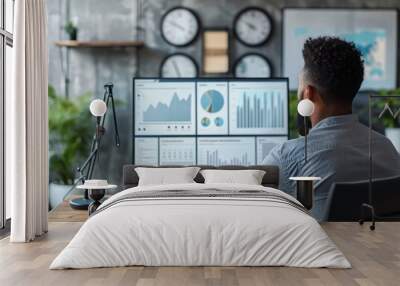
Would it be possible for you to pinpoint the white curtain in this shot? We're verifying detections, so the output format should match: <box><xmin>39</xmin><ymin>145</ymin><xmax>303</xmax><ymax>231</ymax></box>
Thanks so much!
<box><xmin>7</xmin><ymin>0</ymin><xmax>48</xmax><ymax>242</ymax></box>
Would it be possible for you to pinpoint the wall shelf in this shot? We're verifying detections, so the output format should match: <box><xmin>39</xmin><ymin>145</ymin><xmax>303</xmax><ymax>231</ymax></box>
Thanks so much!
<box><xmin>54</xmin><ymin>40</ymin><xmax>144</xmax><ymax>48</ymax></box>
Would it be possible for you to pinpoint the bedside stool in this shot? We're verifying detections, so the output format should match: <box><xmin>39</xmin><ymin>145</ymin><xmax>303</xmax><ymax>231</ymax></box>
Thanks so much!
<box><xmin>76</xmin><ymin>180</ymin><xmax>117</xmax><ymax>215</ymax></box>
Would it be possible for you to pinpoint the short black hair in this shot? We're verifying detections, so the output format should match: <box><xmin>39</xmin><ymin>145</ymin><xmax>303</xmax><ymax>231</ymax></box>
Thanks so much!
<box><xmin>302</xmin><ymin>36</ymin><xmax>364</xmax><ymax>104</ymax></box>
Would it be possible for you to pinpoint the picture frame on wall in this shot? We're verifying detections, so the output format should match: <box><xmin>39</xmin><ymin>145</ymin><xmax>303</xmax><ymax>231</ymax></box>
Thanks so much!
<box><xmin>202</xmin><ymin>28</ymin><xmax>230</xmax><ymax>75</ymax></box>
<box><xmin>282</xmin><ymin>8</ymin><xmax>398</xmax><ymax>91</ymax></box>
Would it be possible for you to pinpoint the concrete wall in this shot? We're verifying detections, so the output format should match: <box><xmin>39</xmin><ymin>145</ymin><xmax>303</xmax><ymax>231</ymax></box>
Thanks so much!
<box><xmin>47</xmin><ymin>0</ymin><xmax>400</xmax><ymax>184</ymax></box>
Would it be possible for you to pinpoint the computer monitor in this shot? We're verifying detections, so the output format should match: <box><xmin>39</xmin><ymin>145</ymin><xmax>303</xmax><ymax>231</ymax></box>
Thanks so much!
<box><xmin>133</xmin><ymin>78</ymin><xmax>289</xmax><ymax>166</ymax></box>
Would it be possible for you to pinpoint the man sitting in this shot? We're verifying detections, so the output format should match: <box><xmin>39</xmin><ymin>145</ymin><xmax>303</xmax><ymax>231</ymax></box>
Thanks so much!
<box><xmin>263</xmin><ymin>36</ymin><xmax>400</xmax><ymax>221</ymax></box>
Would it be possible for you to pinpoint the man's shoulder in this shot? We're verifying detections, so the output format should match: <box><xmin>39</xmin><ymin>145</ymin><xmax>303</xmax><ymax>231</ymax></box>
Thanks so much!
<box><xmin>355</xmin><ymin>121</ymin><xmax>397</xmax><ymax>145</ymax></box>
<box><xmin>274</xmin><ymin>137</ymin><xmax>305</xmax><ymax>159</ymax></box>
<box><xmin>281</xmin><ymin>137</ymin><xmax>304</xmax><ymax>149</ymax></box>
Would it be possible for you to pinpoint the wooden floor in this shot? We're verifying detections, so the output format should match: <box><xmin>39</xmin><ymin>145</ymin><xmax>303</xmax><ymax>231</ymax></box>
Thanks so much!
<box><xmin>48</xmin><ymin>200</ymin><xmax>88</xmax><ymax>222</ymax></box>
<box><xmin>1</xmin><ymin>220</ymin><xmax>400</xmax><ymax>286</ymax></box>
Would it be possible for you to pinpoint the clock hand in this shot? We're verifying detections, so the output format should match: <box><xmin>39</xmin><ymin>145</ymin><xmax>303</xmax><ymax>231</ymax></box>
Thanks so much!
<box><xmin>168</xmin><ymin>21</ymin><xmax>185</xmax><ymax>31</ymax></box>
<box><xmin>172</xmin><ymin>60</ymin><xmax>181</xmax><ymax>77</ymax></box>
<box><xmin>244</xmin><ymin>21</ymin><xmax>256</xmax><ymax>31</ymax></box>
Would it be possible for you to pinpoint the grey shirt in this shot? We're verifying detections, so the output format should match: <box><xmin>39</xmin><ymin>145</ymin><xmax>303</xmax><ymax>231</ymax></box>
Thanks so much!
<box><xmin>263</xmin><ymin>114</ymin><xmax>400</xmax><ymax>221</ymax></box>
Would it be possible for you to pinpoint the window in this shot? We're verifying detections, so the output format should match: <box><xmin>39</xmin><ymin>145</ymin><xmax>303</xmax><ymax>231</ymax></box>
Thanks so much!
<box><xmin>5</xmin><ymin>0</ymin><xmax>13</xmax><ymax>33</ymax></box>
<box><xmin>1</xmin><ymin>0</ymin><xmax>14</xmax><ymax>230</ymax></box>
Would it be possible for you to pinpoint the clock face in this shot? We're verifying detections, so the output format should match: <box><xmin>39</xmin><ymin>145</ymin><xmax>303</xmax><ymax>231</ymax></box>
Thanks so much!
<box><xmin>234</xmin><ymin>54</ymin><xmax>272</xmax><ymax>78</ymax></box>
<box><xmin>161</xmin><ymin>7</ymin><xmax>200</xmax><ymax>47</ymax></box>
<box><xmin>234</xmin><ymin>7</ymin><xmax>272</xmax><ymax>46</ymax></box>
<box><xmin>160</xmin><ymin>54</ymin><xmax>198</xmax><ymax>78</ymax></box>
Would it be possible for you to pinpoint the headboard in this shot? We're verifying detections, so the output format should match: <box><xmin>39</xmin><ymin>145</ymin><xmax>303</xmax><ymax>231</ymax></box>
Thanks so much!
<box><xmin>122</xmin><ymin>165</ymin><xmax>280</xmax><ymax>189</ymax></box>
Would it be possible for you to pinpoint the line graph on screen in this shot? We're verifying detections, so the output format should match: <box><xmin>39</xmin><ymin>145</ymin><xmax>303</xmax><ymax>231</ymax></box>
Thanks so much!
<box><xmin>134</xmin><ymin>80</ymin><xmax>196</xmax><ymax>135</ymax></box>
<box><xmin>141</xmin><ymin>93</ymin><xmax>192</xmax><ymax>122</ymax></box>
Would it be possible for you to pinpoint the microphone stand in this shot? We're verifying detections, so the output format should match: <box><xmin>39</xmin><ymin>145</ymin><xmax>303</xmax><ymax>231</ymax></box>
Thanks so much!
<box><xmin>69</xmin><ymin>83</ymin><xmax>120</xmax><ymax>210</ymax></box>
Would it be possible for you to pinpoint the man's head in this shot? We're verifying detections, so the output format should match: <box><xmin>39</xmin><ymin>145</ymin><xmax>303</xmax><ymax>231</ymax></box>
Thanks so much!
<box><xmin>298</xmin><ymin>36</ymin><xmax>364</xmax><ymax>124</ymax></box>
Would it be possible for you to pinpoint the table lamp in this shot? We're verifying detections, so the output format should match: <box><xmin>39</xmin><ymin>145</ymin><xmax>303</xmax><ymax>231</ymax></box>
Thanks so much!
<box><xmin>297</xmin><ymin>99</ymin><xmax>315</xmax><ymax>163</ymax></box>
<box><xmin>90</xmin><ymin>99</ymin><xmax>107</xmax><ymax>138</ymax></box>
<box><xmin>289</xmin><ymin>99</ymin><xmax>320</xmax><ymax>210</ymax></box>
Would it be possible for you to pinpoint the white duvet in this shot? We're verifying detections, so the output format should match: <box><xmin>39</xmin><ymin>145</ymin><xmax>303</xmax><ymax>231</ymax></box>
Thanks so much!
<box><xmin>50</xmin><ymin>183</ymin><xmax>350</xmax><ymax>269</ymax></box>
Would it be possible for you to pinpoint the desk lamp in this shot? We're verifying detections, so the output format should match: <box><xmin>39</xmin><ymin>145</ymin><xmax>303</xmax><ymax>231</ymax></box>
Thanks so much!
<box><xmin>68</xmin><ymin>83</ymin><xmax>120</xmax><ymax>210</ymax></box>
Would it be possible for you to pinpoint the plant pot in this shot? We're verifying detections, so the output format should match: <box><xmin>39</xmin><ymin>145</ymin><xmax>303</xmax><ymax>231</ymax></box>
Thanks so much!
<box><xmin>385</xmin><ymin>128</ymin><xmax>400</xmax><ymax>153</ymax></box>
<box><xmin>49</xmin><ymin>183</ymin><xmax>73</xmax><ymax>210</ymax></box>
<box><xmin>69</xmin><ymin>30</ymin><xmax>78</xmax><ymax>41</ymax></box>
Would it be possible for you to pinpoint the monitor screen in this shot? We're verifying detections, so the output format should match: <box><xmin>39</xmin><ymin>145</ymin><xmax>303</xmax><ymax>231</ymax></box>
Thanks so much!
<box><xmin>197</xmin><ymin>81</ymin><xmax>229</xmax><ymax>135</ymax></box>
<box><xmin>134</xmin><ymin>79</ymin><xmax>196</xmax><ymax>135</ymax></box>
<box><xmin>256</xmin><ymin>136</ymin><xmax>288</xmax><ymax>164</ymax></box>
<box><xmin>159</xmin><ymin>137</ymin><xmax>196</xmax><ymax>165</ymax></box>
<box><xmin>229</xmin><ymin>80</ymin><xmax>288</xmax><ymax>135</ymax></box>
<box><xmin>133</xmin><ymin>78</ymin><xmax>289</xmax><ymax>166</ymax></box>
<box><xmin>197</xmin><ymin>137</ymin><xmax>256</xmax><ymax>166</ymax></box>
<box><xmin>134</xmin><ymin>137</ymin><xmax>158</xmax><ymax>166</ymax></box>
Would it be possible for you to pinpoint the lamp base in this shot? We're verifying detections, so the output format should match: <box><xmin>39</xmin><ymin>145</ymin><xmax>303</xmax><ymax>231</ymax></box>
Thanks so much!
<box><xmin>296</xmin><ymin>180</ymin><xmax>314</xmax><ymax>210</ymax></box>
<box><xmin>289</xmin><ymin>177</ymin><xmax>321</xmax><ymax>210</ymax></box>
<box><xmin>69</xmin><ymin>198</ymin><xmax>93</xmax><ymax>210</ymax></box>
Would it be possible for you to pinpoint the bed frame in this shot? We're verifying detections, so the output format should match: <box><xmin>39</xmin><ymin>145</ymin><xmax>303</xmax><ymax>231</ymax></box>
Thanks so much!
<box><xmin>122</xmin><ymin>165</ymin><xmax>280</xmax><ymax>189</ymax></box>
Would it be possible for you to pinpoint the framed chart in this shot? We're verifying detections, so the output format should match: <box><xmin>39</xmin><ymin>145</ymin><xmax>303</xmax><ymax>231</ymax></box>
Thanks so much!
<box><xmin>283</xmin><ymin>8</ymin><xmax>398</xmax><ymax>91</ymax></box>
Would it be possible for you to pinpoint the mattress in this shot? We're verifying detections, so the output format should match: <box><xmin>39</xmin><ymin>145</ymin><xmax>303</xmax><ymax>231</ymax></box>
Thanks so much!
<box><xmin>50</xmin><ymin>183</ymin><xmax>350</xmax><ymax>269</ymax></box>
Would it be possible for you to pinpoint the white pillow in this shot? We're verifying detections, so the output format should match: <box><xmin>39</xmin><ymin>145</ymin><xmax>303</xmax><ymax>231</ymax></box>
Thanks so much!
<box><xmin>135</xmin><ymin>167</ymin><xmax>201</xmax><ymax>186</ymax></box>
<box><xmin>200</xmin><ymin>169</ymin><xmax>266</xmax><ymax>185</ymax></box>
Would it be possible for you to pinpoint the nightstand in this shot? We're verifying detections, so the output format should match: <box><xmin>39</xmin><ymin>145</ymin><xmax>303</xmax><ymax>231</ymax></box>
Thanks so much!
<box><xmin>76</xmin><ymin>180</ymin><xmax>117</xmax><ymax>215</ymax></box>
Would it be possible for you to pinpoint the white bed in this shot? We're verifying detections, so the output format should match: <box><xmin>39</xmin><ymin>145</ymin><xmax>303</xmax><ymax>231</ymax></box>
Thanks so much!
<box><xmin>50</xmin><ymin>183</ymin><xmax>350</xmax><ymax>269</ymax></box>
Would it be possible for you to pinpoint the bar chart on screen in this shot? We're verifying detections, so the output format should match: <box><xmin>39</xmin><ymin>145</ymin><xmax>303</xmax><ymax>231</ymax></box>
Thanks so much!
<box><xmin>229</xmin><ymin>81</ymin><xmax>288</xmax><ymax>135</ymax></box>
<box><xmin>160</xmin><ymin>137</ymin><xmax>196</xmax><ymax>165</ymax></box>
<box><xmin>197</xmin><ymin>137</ymin><xmax>256</xmax><ymax>166</ymax></box>
<box><xmin>134</xmin><ymin>137</ymin><xmax>159</xmax><ymax>165</ymax></box>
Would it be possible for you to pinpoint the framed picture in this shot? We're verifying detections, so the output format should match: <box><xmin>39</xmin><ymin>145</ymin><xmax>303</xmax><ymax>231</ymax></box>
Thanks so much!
<box><xmin>202</xmin><ymin>28</ymin><xmax>230</xmax><ymax>75</ymax></box>
<box><xmin>283</xmin><ymin>8</ymin><xmax>398</xmax><ymax>91</ymax></box>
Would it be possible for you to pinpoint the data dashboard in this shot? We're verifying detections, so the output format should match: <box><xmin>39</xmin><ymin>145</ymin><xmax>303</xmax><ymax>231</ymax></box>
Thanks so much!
<box><xmin>133</xmin><ymin>78</ymin><xmax>289</xmax><ymax>166</ymax></box>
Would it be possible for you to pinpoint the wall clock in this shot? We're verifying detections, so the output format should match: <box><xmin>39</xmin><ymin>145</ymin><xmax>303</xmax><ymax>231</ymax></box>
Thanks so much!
<box><xmin>160</xmin><ymin>53</ymin><xmax>199</xmax><ymax>78</ymax></box>
<box><xmin>233</xmin><ymin>7</ymin><xmax>273</xmax><ymax>46</ymax></box>
<box><xmin>234</xmin><ymin>53</ymin><xmax>272</xmax><ymax>78</ymax></box>
<box><xmin>161</xmin><ymin>7</ymin><xmax>200</xmax><ymax>47</ymax></box>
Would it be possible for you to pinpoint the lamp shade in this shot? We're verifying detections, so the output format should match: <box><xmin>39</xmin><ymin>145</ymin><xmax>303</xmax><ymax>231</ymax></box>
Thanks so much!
<box><xmin>297</xmin><ymin>99</ymin><xmax>315</xmax><ymax>117</ymax></box>
<box><xmin>89</xmin><ymin>99</ymin><xmax>107</xmax><ymax>117</ymax></box>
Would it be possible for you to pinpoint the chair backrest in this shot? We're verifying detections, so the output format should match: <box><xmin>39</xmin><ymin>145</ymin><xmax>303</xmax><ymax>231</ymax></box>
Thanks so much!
<box><xmin>122</xmin><ymin>165</ymin><xmax>280</xmax><ymax>189</ymax></box>
<box><xmin>325</xmin><ymin>175</ymin><xmax>400</xmax><ymax>221</ymax></box>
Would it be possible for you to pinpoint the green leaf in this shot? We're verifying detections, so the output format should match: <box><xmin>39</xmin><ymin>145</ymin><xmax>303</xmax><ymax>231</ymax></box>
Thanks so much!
<box><xmin>48</xmin><ymin>85</ymin><xmax>93</xmax><ymax>185</ymax></box>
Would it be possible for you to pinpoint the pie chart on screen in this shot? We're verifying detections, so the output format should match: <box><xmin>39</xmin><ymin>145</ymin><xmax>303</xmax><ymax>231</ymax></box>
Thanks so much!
<box><xmin>201</xmin><ymin>117</ymin><xmax>211</xmax><ymax>127</ymax></box>
<box><xmin>214</xmin><ymin>117</ymin><xmax>224</xmax><ymax>127</ymax></box>
<box><xmin>201</xmin><ymin>90</ymin><xmax>224</xmax><ymax>113</ymax></box>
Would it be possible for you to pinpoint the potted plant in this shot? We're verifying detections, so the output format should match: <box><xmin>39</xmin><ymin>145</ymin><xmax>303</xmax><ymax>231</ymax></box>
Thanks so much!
<box><xmin>376</xmin><ymin>89</ymin><xmax>400</xmax><ymax>153</ymax></box>
<box><xmin>64</xmin><ymin>20</ymin><xmax>78</xmax><ymax>41</ymax></box>
<box><xmin>48</xmin><ymin>86</ymin><xmax>93</xmax><ymax>209</ymax></box>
